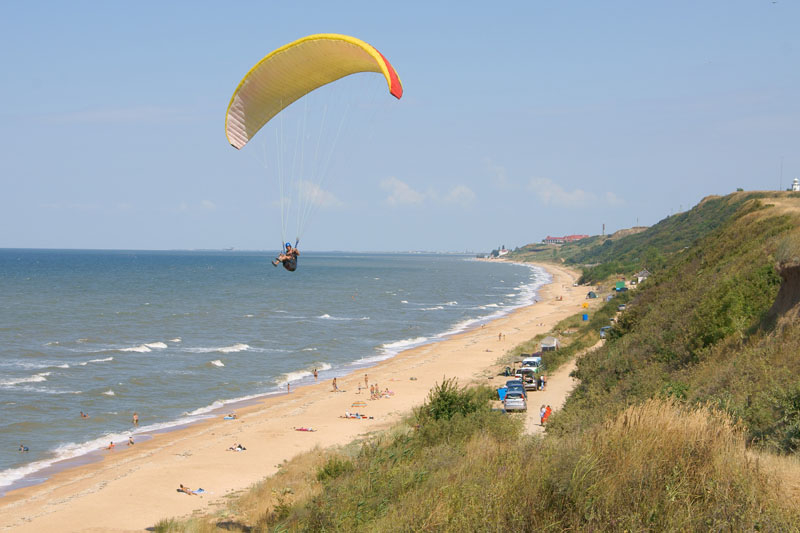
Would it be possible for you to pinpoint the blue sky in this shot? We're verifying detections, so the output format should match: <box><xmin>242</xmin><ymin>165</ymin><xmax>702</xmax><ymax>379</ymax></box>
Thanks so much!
<box><xmin>1</xmin><ymin>1</ymin><xmax>798</xmax><ymax>252</ymax></box>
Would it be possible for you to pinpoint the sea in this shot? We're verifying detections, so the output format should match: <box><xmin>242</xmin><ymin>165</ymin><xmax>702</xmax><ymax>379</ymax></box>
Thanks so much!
<box><xmin>0</xmin><ymin>249</ymin><xmax>549</xmax><ymax>495</ymax></box>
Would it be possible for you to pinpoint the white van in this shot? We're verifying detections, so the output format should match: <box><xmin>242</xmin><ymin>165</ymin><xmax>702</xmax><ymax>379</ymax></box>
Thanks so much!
<box><xmin>521</xmin><ymin>356</ymin><xmax>542</xmax><ymax>370</ymax></box>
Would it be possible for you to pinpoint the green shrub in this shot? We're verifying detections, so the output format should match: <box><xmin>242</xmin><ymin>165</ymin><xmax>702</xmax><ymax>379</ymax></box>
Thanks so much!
<box><xmin>317</xmin><ymin>456</ymin><xmax>355</xmax><ymax>482</ymax></box>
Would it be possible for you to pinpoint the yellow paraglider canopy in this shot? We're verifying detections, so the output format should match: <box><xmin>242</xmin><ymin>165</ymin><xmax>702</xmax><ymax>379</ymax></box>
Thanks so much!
<box><xmin>225</xmin><ymin>33</ymin><xmax>403</xmax><ymax>150</ymax></box>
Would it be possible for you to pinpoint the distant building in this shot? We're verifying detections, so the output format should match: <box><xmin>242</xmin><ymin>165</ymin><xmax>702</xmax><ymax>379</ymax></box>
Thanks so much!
<box><xmin>542</xmin><ymin>234</ymin><xmax>589</xmax><ymax>244</ymax></box>
<box><xmin>793</xmin><ymin>178</ymin><xmax>800</xmax><ymax>192</ymax></box>
<box><xmin>498</xmin><ymin>248</ymin><xmax>510</xmax><ymax>257</ymax></box>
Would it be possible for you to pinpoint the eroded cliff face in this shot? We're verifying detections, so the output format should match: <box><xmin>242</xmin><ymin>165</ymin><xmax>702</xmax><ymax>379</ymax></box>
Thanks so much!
<box><xmin>770</xmin><ymin>263</ymin><xmax>800</xmax><ymax>318</ymax></box>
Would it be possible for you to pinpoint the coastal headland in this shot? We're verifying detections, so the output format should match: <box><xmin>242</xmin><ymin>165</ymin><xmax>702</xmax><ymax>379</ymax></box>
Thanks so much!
<box><xmin>0</xmin><ymin>262</ymin><xmax>593</xmax><ymax>532</ymax></box>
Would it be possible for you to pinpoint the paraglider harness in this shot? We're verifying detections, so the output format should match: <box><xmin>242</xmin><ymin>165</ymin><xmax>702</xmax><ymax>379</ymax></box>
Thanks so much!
<box><xmin>275</xmin><ymin>239</ymin><xmax>299</xmax><ymax>272</ymax></box>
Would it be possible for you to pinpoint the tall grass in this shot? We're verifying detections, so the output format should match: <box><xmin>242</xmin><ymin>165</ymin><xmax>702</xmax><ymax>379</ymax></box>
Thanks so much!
<box><xmin>260</xmin><ymin>398</ymin><xmax>798</xmax><ymax>531</ymax></box>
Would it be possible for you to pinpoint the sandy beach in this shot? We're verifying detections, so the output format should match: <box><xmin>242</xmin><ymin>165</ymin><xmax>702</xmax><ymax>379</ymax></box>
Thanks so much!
<box><xmin>0</xmin><ymin>262</ymin><xmax>595</xmax><ymax>532</ymax></box>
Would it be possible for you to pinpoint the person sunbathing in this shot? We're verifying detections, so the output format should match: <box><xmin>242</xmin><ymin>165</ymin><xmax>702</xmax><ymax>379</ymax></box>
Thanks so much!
<box><xmin>179</xmin><ymin>484</ymin><xmax>196</xmax><ymax>495</ymax></box>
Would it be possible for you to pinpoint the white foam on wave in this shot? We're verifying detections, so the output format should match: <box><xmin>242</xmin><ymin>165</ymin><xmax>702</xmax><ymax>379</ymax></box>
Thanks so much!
<box><xmin>244</xmin><ymin>314</ymin><xmax>254</xmax><ymax>318</ymax></box>
<box><xmin>0</xmin><ymin>372</ymin><xmax>50</xmax><ymax>386</ymax></box>
<box><xmin>102</xmin><ymin>390</ymin><xmax>115</xmax><ymax>396</ymax></box>
<box><xmin>56</xmin><ymin>363</ymin><xmax>70</xmax><ymax>369</ymax></box>
<box><xmin>145</xmin><ymin>342</ymin><xmax>167</xmax><ymax>349</ymax></box>
<box><xmin>217</xmin><ymin>343</ymin><xmax>250</xmax><ymax>354</ymax></box>
<box><xmin>276</xmin><ymin>361</ymin><xmax>333</xmax><ymax>385</ymax></box>
<box><xmin>421</xmin><ymin>306</ymin><xmax>444</xmax><ymax>311</ymax></box>
<box><xmin>169</xmin><ymin>338</ymin><xmax>182</xmax><ymax>343</ymax></box>
<box><xmin>210</xmin><ymin>360</ymin><xmax>225</xmax><ymax>367</ymax></box>
<box><xmin>400</xmin><ymin>300</ymin><xmax>408</xmax><ymax>304</ymax></box>
<box><xmin>352</xmin><ymin>336</ymin><xmax>430</xmax><ymax>364</ymax></box>
<box><xmin>118</xmin><ymin>344</ymin><xmax>151</xmax><ymax>353</ymax></box>
<box><xmin>301</xmin><ymin>347</ymin><xmax>318</xmax><ymax>352</ymax></box>
<box><xmin>79</xmin><ymin>357</ymin><xmax>113</xmax><ymax>366</ymax></box>
<box><xmin>0</xmin><ymin>388</ymin><xmax>291</xmax><ymax>491</ymax></box>
<box><xmin>317</xmin><ymin>314</ymin><xmax>369</xmax><ymax>321</ymax></box>
<box><xmin>356</xmin><ymin>263</ymin><xmax>551</xmax><ymax>366</ymax></box>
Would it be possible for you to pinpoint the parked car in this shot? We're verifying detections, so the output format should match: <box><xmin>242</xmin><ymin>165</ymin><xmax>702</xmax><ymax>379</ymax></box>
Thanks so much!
<box><xmin>506</xmin><ymin>381</ymin><xmax>527</xmax><ymax>399</ymax></box>
<box><xmin>503</xmin><ymin>390</ymin><xmax>527</xmax><ymax>412</ymax></box>
<box><xmin>618</xmin><ymin>304</ymin><xmax>626</xmax><ymax>311</ymax></box>
<box><xmin>599</xmin><ymin>325</ymin><xmax>612</xmax><ymax>339</ymax></box>
<box><xmin>521</xmin><ymin>355</ymin><xmax>543</xmax><ymax>371</ymax></box>
<box><xmin>516</xmin><ymin>367</ymin><xmax>538</xmax><ymax>390</ymax></box>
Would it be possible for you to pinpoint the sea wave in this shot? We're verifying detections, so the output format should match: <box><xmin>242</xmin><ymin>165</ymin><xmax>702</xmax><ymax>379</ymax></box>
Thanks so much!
<box><xmin>102</xmin><ymin>390</ymin><xmax>115</xmax><ymax>396</ymax></box>
<box><xmin>78</xmin><ymin>357</ymin><xmax>114</xmax><ymax>366</ymax></box>
<box><xmin>209</xmin><ymin>360</ymin><xmax>225</xmax><ymax>367</ymax></box>
<box><xmin>317</xmin><ymin>314</ymin><xmax>369</xmax><ymax>321</ymax></box>
<box><xmin>276</xmin><ymin>362</ymin><xmax>333</xmax><ymax>385</ymax></box>
<box><xmin>118</xmin><ymin>344</ymin><xmax>151</xmax><ymax>353</ymax></box>
<box><xmin>421</xmin><ymin>306</ymin><xmax>444</xmax><ymax>311</ymax></box>
<box><xmin>218</xmin><ymin>343</ymin><xmax>250</xmax><ymax>353</ymax></box>
<box><xmin>145</xmin><ymin>342</ymin><xmax>167</xmax><ymax>349</ymax></box>
<box><xmin>0</xmin><ymin>372</ymin><xmax>51</xmax><ymax>387</ymax></box>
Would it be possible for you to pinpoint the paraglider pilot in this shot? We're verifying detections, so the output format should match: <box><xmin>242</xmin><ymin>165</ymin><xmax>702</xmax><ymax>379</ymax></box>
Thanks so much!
<box><xmin>273</xmin><ymin>242</ymin><xmax>299</xmax><ymax>272</ymax></box>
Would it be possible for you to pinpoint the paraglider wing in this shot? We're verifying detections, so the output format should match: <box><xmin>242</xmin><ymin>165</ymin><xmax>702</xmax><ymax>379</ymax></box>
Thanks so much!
<box><xmin>225</xmin><ymin>33</ymin><xmax>403</xmax><ymax>150</ymax></box>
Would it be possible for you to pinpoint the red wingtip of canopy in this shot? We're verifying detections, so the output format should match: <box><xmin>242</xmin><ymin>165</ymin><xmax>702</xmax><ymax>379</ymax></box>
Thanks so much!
<box><xmin>378</xmin><ymin>51</ymin><xmax>403</xmax><ymax>99</ymax></box>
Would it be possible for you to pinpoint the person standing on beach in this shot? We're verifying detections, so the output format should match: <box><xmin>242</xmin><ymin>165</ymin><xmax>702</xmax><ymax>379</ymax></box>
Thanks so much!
<box><xmin>364</xmin><ymin>374</ymin><xmax>369</xmax><ymax>389</ymax></box>
<box><xmin>332</xmin><ymin>377</ymin><xmax>338</xmax><ymax>392</ymax></box>
<box><xmin>132</xmin><ymin>412</ymin><xmax>139</xmax><ymax>427</ymax></box>
<box><xmin>128</xmin><ymin>436</ymin><xmax>134</xmax><ymax>446</ymax></box>
<box><xmin>540</xmin><ymin>405</ymin><xmax>546</xmax><ymax>426</ymax></box>
<box><xmin>313</xmin><ymin>368</ymin><xmax>318</xmax><ymax>381</ymax></box>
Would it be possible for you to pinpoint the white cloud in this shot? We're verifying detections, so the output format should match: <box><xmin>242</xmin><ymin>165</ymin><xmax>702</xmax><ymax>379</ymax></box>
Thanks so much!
<box><xmin>528</xmin><ymin>178</ymin><xmax>624</xmax><ymax>208</ymax></box>
<box><xmin>380</xmin><ymin>177</ymin><xmax>426</xmax><ymax>206</ymax></box>
<box><xmin>200</xmin><ymin>200</ymin><xmax>216</xmax><ymax>211</ymax></box>
<box><xmin>444</xmin><ymin>185</ymin><xmax>476</xmax><ymax>207</ymax></box>
<box><xmin>299</xmin><ymin>180</ymin><xmax>343</xmax><ymax>208</ymax></box>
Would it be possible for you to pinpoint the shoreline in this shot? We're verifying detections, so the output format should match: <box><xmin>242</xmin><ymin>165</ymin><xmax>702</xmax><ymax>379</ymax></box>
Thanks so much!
<box><xmin>0</xmin><ymin>262</ymin><xmax>593</xmax><ymax>532</ymax></box>
<box><xmin>0</xmin><ymin>259</ymin><xmax>548</xmax><ymax>497</ymax></box>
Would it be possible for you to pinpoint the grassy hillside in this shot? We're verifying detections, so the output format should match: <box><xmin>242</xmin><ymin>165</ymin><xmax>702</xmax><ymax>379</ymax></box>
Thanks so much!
<box><xmin>511</xmin><ymin>192</ymin><xmax>782</xmax><ymax>283</ymax></box>
<box><xmin>549</xmin><ymin>195</ymin><xmax>800</xmax><ymax>456</ymax></box>
<box><xmin>157</xmin><ymin>192</ymin><xmax>800</xmax><ymax>532</ymax></box>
